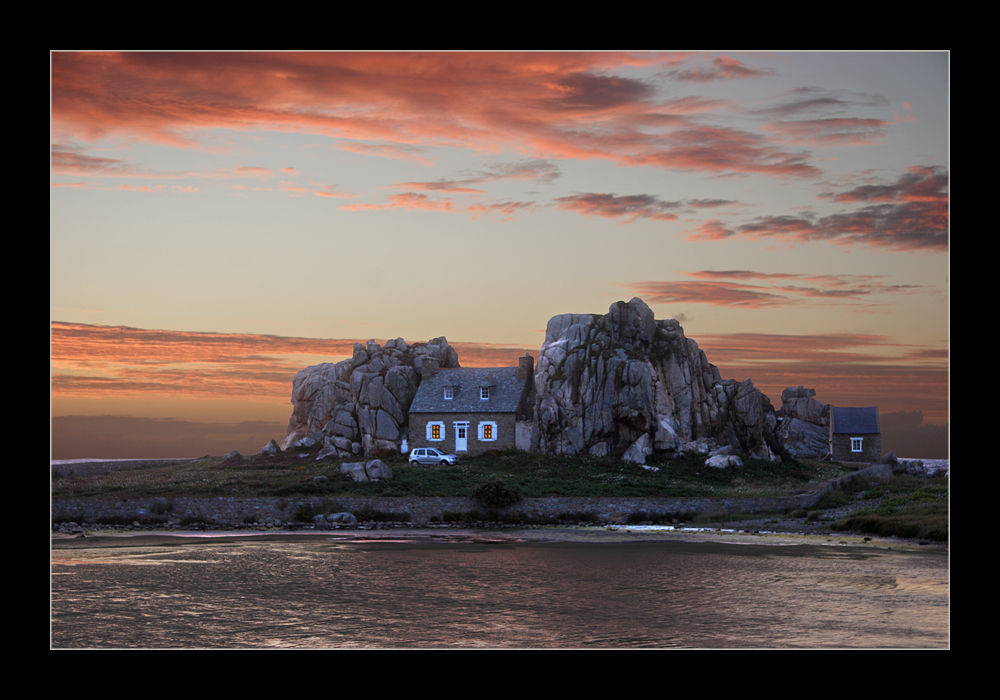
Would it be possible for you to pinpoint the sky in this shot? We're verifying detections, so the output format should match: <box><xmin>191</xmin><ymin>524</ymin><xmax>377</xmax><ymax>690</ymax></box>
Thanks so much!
<box><xmin>50</xmin><ymin>51</ymin><xmax>949</xmax><ymax>459</ymax></box>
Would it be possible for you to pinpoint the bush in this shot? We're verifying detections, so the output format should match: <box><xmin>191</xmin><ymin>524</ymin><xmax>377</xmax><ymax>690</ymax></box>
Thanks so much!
<box><xmin>471</xmin><ymin>477</ymin><xmax>523</xmax><ymax>508</ymax></box>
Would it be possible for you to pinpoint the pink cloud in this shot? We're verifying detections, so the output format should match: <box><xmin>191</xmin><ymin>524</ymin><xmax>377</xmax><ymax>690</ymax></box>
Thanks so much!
<box><xmin>339</xmin><ymin>192</ymin><xmax>458</xmax><ymax>213</ymax></box>
<box><xmin>666</xmin><ymin>54</ymin><xmax>774</xmax><ymax>83</ymax></box>
<box><xmin>683</xmin><ymin>167</ymin><xmax>948</xmax><ymax>252</ymax></box>
<box><xmin>627</xmin><ymin>270</ymin><xmax>930</xmax><ymax>309</ymax></box>
<box><xmin>760</xmin><ymin>117</ymin><xmax>891</xmax><ymax>146</ymax></box>
<box><xmin>51</xmin><ymin>52</ymin><xmax>822</xmax><ymax>180</ymax></box>
<box><xmin>556</xmin><ymin>193</ymin><xmax>681</xmax><ymax>222</ymax></box>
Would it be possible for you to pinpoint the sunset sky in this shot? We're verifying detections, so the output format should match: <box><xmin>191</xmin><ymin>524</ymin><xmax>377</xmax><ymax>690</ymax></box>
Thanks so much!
<box><xmin>50</xmin><ymin>52</ymin><xmax>949</xmax><ymax>459</ymax></box>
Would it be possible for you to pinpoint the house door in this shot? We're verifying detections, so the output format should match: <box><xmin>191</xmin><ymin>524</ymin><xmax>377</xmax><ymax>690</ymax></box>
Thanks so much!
<box><xmin>454</xmin><ymin>422</ymin><xmax>468</xmax><ymax>452</ymax></box>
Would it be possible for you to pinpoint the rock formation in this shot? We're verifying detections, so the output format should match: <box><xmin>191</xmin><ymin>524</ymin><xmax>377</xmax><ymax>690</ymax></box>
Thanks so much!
<box><xmin>282</xmin><ymin>337</ymin><xmax>459</xmax><ymax>457</ymax></box>
<box><xmin>530</xmin><ymin>298</ymin><xmax>779</xmax><ymax>461</ymax></box>
<box><xmin>774</xmin><ymin>385</ymin><xmax>831</xmax><ymax>458</ymax></box>
<box><xmin>282</xmin><ymin>298</ymin><xmax>836</xmax><ymax>464</ymax></box>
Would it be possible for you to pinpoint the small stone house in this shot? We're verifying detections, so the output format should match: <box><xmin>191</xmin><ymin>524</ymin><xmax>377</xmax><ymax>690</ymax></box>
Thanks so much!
<box><xmin>829</xmin><ymin>406</ymin><xmax>881</xmax><ymax>462</ymax></box>
<box><xmin>408</xmin><ymin>353</ymin><xmax>535</xmax><ymax>457</ymax></box>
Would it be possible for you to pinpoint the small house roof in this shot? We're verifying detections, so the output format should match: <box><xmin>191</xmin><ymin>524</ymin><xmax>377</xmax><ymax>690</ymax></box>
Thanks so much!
<box><xmin>831</xmin><ymin>406</ymin><xmax>880</xmax><ymax>434</ymax></box>
<box><xmin>409</xmin><ymin>366</ymin><xmax>526</xmax><ymax>414</ymax></box>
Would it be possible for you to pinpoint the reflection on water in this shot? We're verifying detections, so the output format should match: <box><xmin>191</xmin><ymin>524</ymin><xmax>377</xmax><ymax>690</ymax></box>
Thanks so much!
<box><xmin>51</xmin><ymin>535</ymin><xmax>948</xmax><ymax>648</ymax></box>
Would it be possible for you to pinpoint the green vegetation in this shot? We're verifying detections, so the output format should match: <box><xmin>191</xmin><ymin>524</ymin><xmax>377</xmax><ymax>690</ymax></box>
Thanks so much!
<box><xmin>50</xmin><ymin>449</ymin><xmax>947</xmax><ymax>541</ymax></box>
<box><xmin>51</xmin><ymin>449</ymin><xmax>855</xmax><ymax>501</ymax></box>
<box><xmin>471</xmin><ymin>476</ymin><xmax>523</xmax><ymax>508</ymax></box>
<box><xmin>819</xmin><ymin>473</ymin><xmax>949</xmax><ymax>542</ymax></box>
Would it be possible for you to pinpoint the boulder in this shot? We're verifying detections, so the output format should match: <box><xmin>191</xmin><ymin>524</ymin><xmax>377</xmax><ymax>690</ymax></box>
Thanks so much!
<box><xmin>705</xmin><ymin>454</ymin><xmax>742</xmax><ymax>469</ymax></box>
<box><xmin>326</xmin><ymin>512</ymin><xmax>358</xmax><ymax>527</ymax></box>
<box><xmin>365</xmin><ymin>459</ymin><xmax>393</xmax><ymax>481</ymax></box>
<box><xmin>257</xmin><ymin>439</ymin><xmax>281</xmax><ymax>457</ymax></box>
<box><xmin>340</xmin><ymin>462</ymin><xmax>369</xmax><ymax>482</ymax></box>
<box><xmin>775</xmin><ymin>385</ymin><xmax>831</xmax><ymax>458</ymax></box>
<box><xmin>778</xmin><ymin>418</ymin><xmax>830</xmax><ymax>458</ymax></box>
<box><xmin>339</xmin><ymin>459</ymin><xmax>394</xmax><ymax>482</ymax></box>
<box><xmin>283</xmin><ymin>337</ymin><xmax>459</xmax><ymax>456</ymax></box>
<box><xmin>622</xmin><ymin>433</ymin><xmax>652</xmax><ymax>464</ymax></box>
<box><xmin>531</xmin><ymin>298</ymin><xmax>779</xmax><ymax>460</ymax></box>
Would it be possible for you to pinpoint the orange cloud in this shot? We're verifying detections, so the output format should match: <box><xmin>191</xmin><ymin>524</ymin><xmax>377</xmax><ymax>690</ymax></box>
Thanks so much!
<box><xmin>693</xmin><ymin>332</ymin><xmax>949</xmax><ymax>423</ymax></box>
<box><xmin>51</xmin><ymin>322</ymin><xmax>537</xmax><ymax>402</ymax></box>
<box><xmin>339</xmin><ymin>192</ymin><xmax>458</xmax><ymax>213</ymax></box>
<box><xmin>118</xmin><ymin>184</ymin><xmax>166</xmax><ymax>193</ymax></box>
<box><xmin>682</xmin><ymin>167</ymin><xmax>948</xmax><ymax>252</ymax></box>
<box><xmin>628</xmin><ymin>270</ymin><xmax>929</xmax><ymax>309</ymax></box>
<box><xmin>51</xmin><ymin>52</ymin><xmax>820</xmax><ymax>179</ymax></box>
<box><xmin>50</xmin><ymin>322</ymin><xmax>947</xmax><ymax>442</ymax></box>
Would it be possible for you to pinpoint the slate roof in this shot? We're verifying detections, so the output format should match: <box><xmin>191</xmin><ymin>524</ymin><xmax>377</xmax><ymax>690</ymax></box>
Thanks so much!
<box><xmin>409</xmin><ymin>367</ymin><xmax>527</xmax><ymax>414</ymax></box>
<box><xmin>831</xmin><ymin>406</ymin><xmax>880</xmax><ymax>434</ymax></box>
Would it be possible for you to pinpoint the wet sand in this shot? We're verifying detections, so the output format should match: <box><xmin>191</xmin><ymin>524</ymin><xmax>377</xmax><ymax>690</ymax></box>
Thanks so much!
<box><xmin>51</xmin><ymin>524</ymin><xmax>943</xmax><ymax>553</ymax></box>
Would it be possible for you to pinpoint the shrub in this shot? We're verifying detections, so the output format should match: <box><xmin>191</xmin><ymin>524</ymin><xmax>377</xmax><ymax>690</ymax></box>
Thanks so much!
<box><xmin>471</xmin><ymin>477</ymin><xmax>523</xmax><ymax>508</ymax></box>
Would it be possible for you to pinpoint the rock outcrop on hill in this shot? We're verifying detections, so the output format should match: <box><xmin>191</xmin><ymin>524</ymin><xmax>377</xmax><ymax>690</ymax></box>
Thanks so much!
<box><xmin>282</xmin><ymin>337</ymin><xmax>459</xmax><ymax>457</ymax></box>
<box><xmin>530</xmin><ymin>298</ymin><xmax>779</xmax><ymax>461</ymax></box>
<box><xmin>775</xmin><ymin>385</ymin><xmax>831</xmax><ymax>458</ymax></box>
<box><xmin>282</xmin><ymin>298</ymin><xmax>835</xmax><ymax>464</ymax></box>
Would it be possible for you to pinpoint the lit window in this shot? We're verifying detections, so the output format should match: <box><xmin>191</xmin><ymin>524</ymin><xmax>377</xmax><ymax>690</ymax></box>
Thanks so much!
<box><xmin>481</xmin><ymin>386</ymin><xmax>490</xmax><ymax>400</ymax></box>
<box><xmin>444</xmin><ymin>386</ymin><xmax>454</xmax><ymax>400</ymax></box>
<box><xmin>427</xmin><ymin>421</ymin><xmax>445</xmax><ymax>441</ymax></box>
<box><xmin>851</xmin><ymin>437</ymin><xmax>863</xmax><ymax>452</ymax></box>
<box><xmin>479</xmin><ymin>421</ymin><xmax>497</xmax><ymax>441</ymax></box>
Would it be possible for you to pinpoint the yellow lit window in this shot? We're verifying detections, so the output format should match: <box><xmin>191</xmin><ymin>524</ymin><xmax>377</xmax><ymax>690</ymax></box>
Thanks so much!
<box><xmin>432</xmin><ymin>424</ymin><xmax>441</xmax><ymax>440</ymax></box>
<box><xmin>483</xmin><ymin>423</ymin><xmax>492</xmax><ymax>439</ymax></box>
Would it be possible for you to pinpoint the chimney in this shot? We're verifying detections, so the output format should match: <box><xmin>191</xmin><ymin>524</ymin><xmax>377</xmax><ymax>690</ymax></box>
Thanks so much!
<box><xmin>420</xmin><ymin>355</ymin><xmax>439</xmax><ymax>377</ymax></box>
<box><xmin>518</xmin><ymin>352</ymin><xmax>534</xmax><ymax>382</ymax></box>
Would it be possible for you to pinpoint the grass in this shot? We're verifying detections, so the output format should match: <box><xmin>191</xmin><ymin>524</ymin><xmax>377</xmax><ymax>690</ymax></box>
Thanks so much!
<box><xmin>819</xmin><ymin>473</ymin><xmax>949</xmax><ymax>542</ymax></box>
<box><xmin>51</xmin><ymin>449</ymin><xmax>856</xmax><ymax>501</ymax></box>
<box><xmin>51</xmin><ymin>448</ymin><xmax>947</xmax><ymax>541</ymax></box>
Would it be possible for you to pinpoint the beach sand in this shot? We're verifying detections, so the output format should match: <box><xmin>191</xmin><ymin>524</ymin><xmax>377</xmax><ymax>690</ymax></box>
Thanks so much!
<box><xmin>50</xmin><ymin>524</ymin><xmax>943</xmax><ymax>553</ymax></box>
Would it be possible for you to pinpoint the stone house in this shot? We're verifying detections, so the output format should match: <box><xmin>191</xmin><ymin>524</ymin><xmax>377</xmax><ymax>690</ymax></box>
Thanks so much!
<box><xmin>408</xmin><ymin>354</ymin><xmax>535</xmax><ymax>457</ymax></box>
<box><xmin>829</xmin><ymin>406</ymin><xmax>881</xmax><ymax>462</ymax></box>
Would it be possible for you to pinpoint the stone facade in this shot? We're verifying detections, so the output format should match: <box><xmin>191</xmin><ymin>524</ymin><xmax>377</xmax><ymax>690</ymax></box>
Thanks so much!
<box><xmin>408</xmin><ymin>354</ymin><xmax>535</xmax><ymax>457</ymax></box>
<box><xmin>409</xmin><ymin>412</ymin><xmax>519</xmax><ymax>454</ymax></box>
<box><xmin>830</xmin><ymin>432</ymin><xmax>881</xmax><ymax>463</ymax></box>
<box><xmin>829</xmin><ymin>406</ymin><xmax>881</xmax><ymax>463</ymax></box>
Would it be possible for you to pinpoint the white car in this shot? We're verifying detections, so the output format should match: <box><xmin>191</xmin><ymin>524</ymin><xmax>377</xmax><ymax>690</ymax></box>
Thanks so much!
<box><xmin>409</xmin><ymin>447</ymin><xmax>459</xmax><ymax>465</ymax></box>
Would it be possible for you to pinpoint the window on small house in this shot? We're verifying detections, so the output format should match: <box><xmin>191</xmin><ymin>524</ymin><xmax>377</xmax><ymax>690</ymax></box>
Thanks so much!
<box><xmin>479</xmin><ymin>421</ymin><xmax>497</xmax><ymax>441</ymax></box>
<box><xmin>851</xmin><ymin>437</ymin><xmax>863</xmax><ymax>452</ymax></box>
<box><xmin>427</xmin><ymin>421</ymin><xmax>445</xmax><ymax>441</ymax></box>
<box><xmin>443</xmin><ymin>386</ymin><xmax>454</xmax><ymax>400</ymax></box>
<box><xmin>480</xmin><ymin>386</ymin><xmax>490</xmax><ymax>400</ymax></box>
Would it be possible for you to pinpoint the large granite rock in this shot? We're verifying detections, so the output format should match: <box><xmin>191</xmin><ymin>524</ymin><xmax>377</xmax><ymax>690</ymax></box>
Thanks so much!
<box><xmin>531</xmin><ymin>298</ymin><xmax>779</xmax><ymax>461</ymax></box>
<box><xmin>775</xmin><ymin>385</ymin><xmax>831</xmax><ymax>458</ymax></box>
<box><xmin>283</xmin><ymin>337</ymin><xmax>459</xmax><ymax>457</ymax></box>
<box><xmin>282</xmin><ymin>301</ymin><xmax>835</xmax><ymax>465</ymax></box>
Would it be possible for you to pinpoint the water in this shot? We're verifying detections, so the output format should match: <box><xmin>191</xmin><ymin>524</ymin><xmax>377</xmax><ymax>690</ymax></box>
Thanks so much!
<box><xmin>51</xmin><ymin>531</ymin><xmax>949</xmax><ymax>648</ymax></box>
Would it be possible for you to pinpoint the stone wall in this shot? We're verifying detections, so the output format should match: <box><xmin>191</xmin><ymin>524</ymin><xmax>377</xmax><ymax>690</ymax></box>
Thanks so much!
<box><xmin>831</xmin><ymin>433</ymin><xmax>881</xmax><ymax>463</ymax></box>
<box><xmin>408</xmin><ymin>412</ymin><xmax>518</xmax><ymax>455</ymax></box>
<box><xmin>53</xmin><ymin>491</ymin><xmax>833</xmax><ymax>530</ymax></box>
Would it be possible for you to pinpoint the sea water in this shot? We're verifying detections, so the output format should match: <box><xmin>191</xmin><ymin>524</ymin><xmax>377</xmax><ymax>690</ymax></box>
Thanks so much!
<box><xmin>51</xmin><ymin>532</ymin><xmax>948</xmax><ymax>648</ymax></box>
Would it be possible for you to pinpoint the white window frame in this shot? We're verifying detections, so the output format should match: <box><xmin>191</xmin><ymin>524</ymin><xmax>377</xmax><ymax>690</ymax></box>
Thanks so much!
<box><xmin>478</xmin><ymin>421</ymin><xmax>498</xmax><ymax>442</ymax></box>
<box><xmin>850</xmin><ymin>437</ymin><xmax>863</xmax><ymax>452</ymax></box>
<box><xmin>427</xmin><ymin>421</ymin><xmax>445</xmax><ymax>442</ymax></box>
<box><xmin>480</xmin><ymin>386</ymin><xmax>490</xmax><ymax>400</ymax></box>
<box><xmin>443</xmin><ymin>386</ymin><xmax>454</xmax><ymax>400</ymax></box>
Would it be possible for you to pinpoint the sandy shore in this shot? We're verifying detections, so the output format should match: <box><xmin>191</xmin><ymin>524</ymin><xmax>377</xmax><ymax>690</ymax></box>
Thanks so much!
<box><xmin>50</xmin><ymin>524</ymin><xmax>946</xmax><ymax>552</ymax></box>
